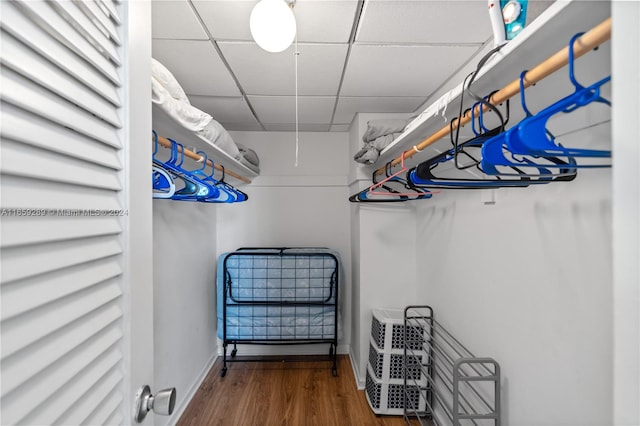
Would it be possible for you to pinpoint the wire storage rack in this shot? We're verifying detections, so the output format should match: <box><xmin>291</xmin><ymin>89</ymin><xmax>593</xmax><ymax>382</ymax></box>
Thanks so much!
<box><xmin>403</xmin><ymin>306</ymin><xmax>501</xmax><ymax>426</ymax></box>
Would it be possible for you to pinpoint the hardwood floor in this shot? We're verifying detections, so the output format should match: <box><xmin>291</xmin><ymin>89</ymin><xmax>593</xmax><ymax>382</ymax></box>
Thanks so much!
<box><xmin>177</xmin><ymin>355</ymin><xmax>410</xmax><ymax>426</ymax></box>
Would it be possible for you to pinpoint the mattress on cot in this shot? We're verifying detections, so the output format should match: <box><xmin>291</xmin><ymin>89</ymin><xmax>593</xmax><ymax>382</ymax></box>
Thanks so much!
<box><xmin>216</xmin><ymin>248</ymin><xmax>340</xmax><ymax>340</ymax></box>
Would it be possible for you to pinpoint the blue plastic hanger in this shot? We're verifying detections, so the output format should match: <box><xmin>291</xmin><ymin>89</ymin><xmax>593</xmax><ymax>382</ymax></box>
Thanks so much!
<box><xmin>405</xmin><ymin>96</ymin><xmax>565</xmax><ymax>189</ymax></box>
<box><xmin>215</xmin><ymin>165</ymin><xmax>248</xmax><ymax>203</ymax></box>
<box><xmin>480</xmin><ymin>69</ymin><xmax>580</xmax><ymax>178</ymax></box>
<box><xmin>480</xmin><ymin>129</ymin><xmax>578</xmax><ymax>178</ymax></box>
<box><xmin>481</xmin><ymin>29</ymin><xmax>612</xmax><ymax>176</ymax></box>
<box><xmin>510</xmin><ymin>34</ymin><xmax>611</xmax><ymax>160</ymax></box>
<box><xmin>159</xmin><ymin>136</ymin><xmax>220</xmax><ymax>201</ymax></box>
<box><xmin>406</xmin><ymin>135</ymin><xmax>570</xmax><ymax>189</ymax></box>
<box><xmin>188</xmin><ymin>151</ymin><xmax>238</xmax><ymax>203</ymax></box>
<box><xmin>152</xmin><ymin>131</ymin><xmax>251</xmax><ymax>203</ymax></box>
<box><xmin>493</xmin><ymin>32</ymin><xmax>611</xmax><ymax>167</ymax></box>
<box><xmin>152</xmin><ymin>165</ymin><xmax>175</xmax><ymax>199</ymax></box>
<box><xmin>152</xmin><ymin>132</ymin><xmax>177</xmax><ymax>198</ymax></box>
<box><xmin>152</xmin><ymin>131</ymin><xmax>201</xmax><ymax>199</ymax></box>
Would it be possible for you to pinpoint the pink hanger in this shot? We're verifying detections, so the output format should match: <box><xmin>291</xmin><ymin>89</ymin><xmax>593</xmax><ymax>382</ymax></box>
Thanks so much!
<box><xmin>368</xmin><ymin>151</ymin><xmax>441</xmax><ymax>197</ymax></box>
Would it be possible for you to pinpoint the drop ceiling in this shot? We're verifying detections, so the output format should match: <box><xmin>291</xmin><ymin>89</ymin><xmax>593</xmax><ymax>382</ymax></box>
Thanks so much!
<box><xmin>151</xmin><ymin>0</ymin><xmax>497</xmax><ymax>132</ymax></box>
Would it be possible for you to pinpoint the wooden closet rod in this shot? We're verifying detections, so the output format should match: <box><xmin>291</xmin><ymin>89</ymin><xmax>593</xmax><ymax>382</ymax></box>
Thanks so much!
<box><xmin>375</xmin><ymin>17</ymin><xmax>612</xmax><ymax>177</ymax></box>
<box><xmin>155</xmin><ymin>134</ymin><xmax>252</xmax><ymax>184</ymax></box>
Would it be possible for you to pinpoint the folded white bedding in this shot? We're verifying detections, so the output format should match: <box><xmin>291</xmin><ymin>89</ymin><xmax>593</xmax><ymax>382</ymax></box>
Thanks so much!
<box><xmin>196</xmin><ymin>119</ymin><xmax>240</xmax><ymax>160</ymax></box>
<box><xmin>362</xmin><ymin>118</ymin><xmax>410</xmax><ymax>142</ymax></box>
<box><xmin>354</xmin><ymin>118</ymin><xmax>411</xmax><ymax>164</ymax></box>
<box><xmin>236</xmin><ymin>143</ymin><xmax>260</xmax><ymax>167</ymax></box>
<box><xmin>235</xmin><ymin>143</ymin><xmax>260</xmax><ymax>173</ymax></box>
<box><xmin>152</xmin><ymin>57</ymin><xmax>262</xmax><ymax>171</ymax></box>
<box><xmin>353</xmin><ymin>132</ymin><xmax>403</xmax><ymax>165</ymax></box>
<box><xmin>152</xmin><ymin>58</ymin><xmax>190</xmax><ymax>104</ymax></box>
<box><xmin>238</xmin><ymin>155</ymin><xmax>260</xmax><ymax>174</ymax></box>
<box><xmin>152</xmin><ymin>74</ymin><xmax>212</xmax><ymax>133</ymax></box>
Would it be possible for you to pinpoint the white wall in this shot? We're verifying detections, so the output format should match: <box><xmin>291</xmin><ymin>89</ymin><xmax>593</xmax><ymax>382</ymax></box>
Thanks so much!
<box><xmin>152</xmin><ymin>200</ymin><xmax>218</xmax><ymax>425</ymax></box>
<box><xmin>348</xmin><ymin>112</ymin><xmax>419</xmax><ymax>385</ymax></box>
<box><xmin>347</xmin><ymin>21</ymin><xmax>616</xmax><ymax>424</ymax></box>
<box><xmin>218</xmin><ymin>131</ymin><xmax>352</xmax><ymax>354</ymax></box>
<box><xmin>150</xmin><ymin>130</ymin><xmax>351</xmax><ymax>422</ymax></box>
<box><xmin>150</xmin><ymin>129</ymin><xmax>351</xmax><ymax>420</ymax></box>
<box><xmin>410</xmin><ymin>41</ymin><xmax>614</xmax><ymax>425</ymax></box>
<box><xmin>353</xmin><ymin>204</ymin><xmax>418</xmax><ymax>384</ymax></box>
<box><xmin>414</xmin><ymin>167</ymin><xmax>612</xmax><ymax>425</ymax></box>
<box><xmin>611</xmin><ymin>1</ymin><xmax>640</xmax><ymax>423</ymax></box>
<box><xmin>349</xmin><ymin>117</ymin><xmax>363</xmax><ymax>378</ymax></box>
<box><xmin>146</xmin><ymin>5</ymin><xmax>640</xmax><ymax>425</ymax></box>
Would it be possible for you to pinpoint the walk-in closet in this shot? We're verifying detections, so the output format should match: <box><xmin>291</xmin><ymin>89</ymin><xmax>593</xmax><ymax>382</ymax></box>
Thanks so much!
<box><xmin>0</xmin><ymin>0</ymin><xmax>638</xmax><ymax>425</ymax></box>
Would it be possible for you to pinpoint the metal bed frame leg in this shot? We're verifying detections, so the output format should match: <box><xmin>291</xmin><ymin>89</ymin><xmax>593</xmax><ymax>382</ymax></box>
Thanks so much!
<box><xmin>221</xmin><ymin>343</ymin><xmax>238</xmax><ymax>378</ymax></box>
<box><xmin>221</xmin><ymin>343</ymin><xmax>228</xmax><ymax>377</ymax></box>
<box><xmin>331</xmin><ymin>343</ymin><xmax>338</xmax><ymax>377</ymax></box>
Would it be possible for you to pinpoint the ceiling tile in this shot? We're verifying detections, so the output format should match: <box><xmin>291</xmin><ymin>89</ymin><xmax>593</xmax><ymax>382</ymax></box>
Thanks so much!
<box><xmin>248</xmin><ymin>95</ymin><xmax>335</xmax><ymax>124</ymax></box>
<box><xmin>152</xmin><ymin>0</ymin><xmax>208</xmax><ymax>40</ymax></box>
<box><xmin>152</xmin><ymin>39</ymin><xmax>241</xmax><ymax>96</ymax></box>
<box><xmin>291</xmin><ymin>0</ymin><xmax>359</xmax><ymax>43</ymax></box>
<box><xmin>192</xmin><ymin>0</ymin><xmax>358</xmax><ymax>43</ymax></box>
<box><xmin>341</xmin><ymin>44</ymin><xmax>479</xmax><ymax>97</ymax></box>
<box><xmin>333</xmin><ymin>96</ymin><xmax>424</xmax><ymax>124</ymax></box>
<box><xmin>356</xmin><ymin>0</ymin><xmax>491</xmax><ymax>44</ymax></box>
<box><xmin>224</xmin><ymin>121</ymin><xmax>264</xmax><ymax>131</ymax></box>
<box><xmin>149</xmin><ymin>1</ymin><xmax>500</xmax><ymax>132</ymax></box>
<box><xmin>189</xmin><ymin>95</ymin><xmax>256</xmax><ymax>125</ymax></box>
<box><xmin>219</xmin><ymin>42</ymin><xmax>348</xmax><ymax>96</ymax></box>
<box><xmin>330</xmin><ymin>124</ymin><xmax>350</xmax><ymax>132</ymax></box>
<box><xmin>264</xmin><ymin>123</ymin><xmax>330</xmax><ymax>132</ymax></box>
<box><xmin>151</xmin><ymin>0</ymin><xmax>209</xmax><ymax>40</ymax></box>
<box><xmin>191</xmin><ymin>0</ymin><xmax>254</xmax><ymax>41</ymax></box>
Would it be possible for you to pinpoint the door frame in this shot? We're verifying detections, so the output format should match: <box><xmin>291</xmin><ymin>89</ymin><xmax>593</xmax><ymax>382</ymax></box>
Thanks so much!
<box><xmin>122</xmin><ymin>1</ymin><xmax>154</xmax><ymax>423</ymax></box>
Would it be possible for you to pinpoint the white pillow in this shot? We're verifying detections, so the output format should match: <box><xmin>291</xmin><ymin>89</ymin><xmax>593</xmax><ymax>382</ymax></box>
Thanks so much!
<box><xmin>151</xmin><ymin>57</ymin><xmax>190</xmax><ymax>104</ymax></box>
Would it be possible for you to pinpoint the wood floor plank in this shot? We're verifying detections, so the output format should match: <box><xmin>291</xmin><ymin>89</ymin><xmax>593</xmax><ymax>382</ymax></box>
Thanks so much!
<box><xmin>177</xmin><ymin>355</ymin><xmax>410</xmax><ymax>426</ymax></box>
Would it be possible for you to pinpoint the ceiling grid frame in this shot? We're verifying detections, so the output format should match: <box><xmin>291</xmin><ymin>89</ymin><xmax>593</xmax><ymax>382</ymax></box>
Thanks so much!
<box><xmin>185</xmin><ymin>0</ymin><xmax>266</xmax><ymax>130</ymax></box>
<box><xmin>151</xmin><ymin>0</ymin><xmax>508</xmax><ymax>131</ymax></box>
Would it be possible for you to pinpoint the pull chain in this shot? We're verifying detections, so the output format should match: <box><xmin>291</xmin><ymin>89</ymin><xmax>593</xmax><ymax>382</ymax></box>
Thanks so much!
<box><xmin>293</xmin><ymin>17</ymin><xmax>299</xmax><ymax>167</ymax></box>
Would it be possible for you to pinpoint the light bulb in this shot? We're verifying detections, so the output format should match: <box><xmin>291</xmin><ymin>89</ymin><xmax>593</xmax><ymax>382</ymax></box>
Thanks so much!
<box><xmin>250</xmin><ymin>0</ymin><xmax>296</xmax><ymax>53</ymax></box>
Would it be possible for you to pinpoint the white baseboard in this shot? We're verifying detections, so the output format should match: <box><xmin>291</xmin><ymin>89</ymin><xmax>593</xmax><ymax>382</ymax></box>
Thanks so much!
<box><xmin>164</xmin><ymin>352</ymin><xmax>218</xmax><ymax>426</ymax></box>
<box><xmin>349</xmin><ymin>349</ymin><xmax>366</xmax><ymax>389</ymax></box>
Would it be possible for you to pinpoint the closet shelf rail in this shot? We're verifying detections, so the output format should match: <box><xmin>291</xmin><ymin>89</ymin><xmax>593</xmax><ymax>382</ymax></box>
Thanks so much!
<box><xmin>153</xmin><ymin>134</ymin><xmax>251</xmax><ymax>184</ymax></box>
<box><xmin>375</xmin><ymin>17</ymin><xmax>612</xmax><ymax>179</ymax></box>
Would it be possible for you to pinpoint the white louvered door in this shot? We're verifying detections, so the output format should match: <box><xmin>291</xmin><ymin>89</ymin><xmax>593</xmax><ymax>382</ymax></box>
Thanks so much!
<box><xmin>0</xmin><ymin>1</ymin><xmax>153</xmax><ymax>425</ymax></box>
